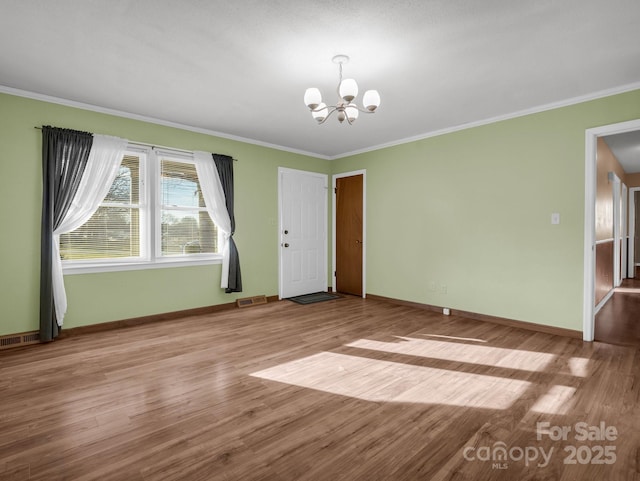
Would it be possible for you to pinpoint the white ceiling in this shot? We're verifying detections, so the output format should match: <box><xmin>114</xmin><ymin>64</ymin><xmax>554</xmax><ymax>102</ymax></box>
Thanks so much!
<box><xmin>1</xmin><ymin>0</ymin><xmax>639</xmax><ymax>159</ymax></box>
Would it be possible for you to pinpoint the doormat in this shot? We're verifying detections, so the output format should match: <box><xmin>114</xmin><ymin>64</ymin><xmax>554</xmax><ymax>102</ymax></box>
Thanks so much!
<box><xmin>288</xmin><ymin>292</ymin><xmax>341</xmax><ymax>305</ymax></box>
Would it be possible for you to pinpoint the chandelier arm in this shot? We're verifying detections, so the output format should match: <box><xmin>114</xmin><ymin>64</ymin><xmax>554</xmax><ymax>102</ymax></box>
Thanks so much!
<box><xmin>310</xmin><ymin>105</ymin><xmax>340</xmax><ymax>113</ymax></box>
<box><xmin>353</xmin><ymin>105</ymin><xmax>376</xmax><ymax>114</ymax></box>
<box><xmin>312</xmin><ymin>105</ymin><xmax>373</xmax><ymax>114</ymax></box>
<box><xmin>314</xmin><ymin>106</ymin><xmax>339</xmax><ymax>125</ymax></box>
<box><xmin>324</xmin><ymin>106</ymin><xmax>339</xmax><ymax>119</ymax></box>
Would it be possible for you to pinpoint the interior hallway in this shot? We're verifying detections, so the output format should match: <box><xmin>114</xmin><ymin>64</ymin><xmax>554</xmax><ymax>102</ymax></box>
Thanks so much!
<box><xmin>595</xmin><ymin>275</ymin><xmax>640</xmax><ymax>347</ymax></box>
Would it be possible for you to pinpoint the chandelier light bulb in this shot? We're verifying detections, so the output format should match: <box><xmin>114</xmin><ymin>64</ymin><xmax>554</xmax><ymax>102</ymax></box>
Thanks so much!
<box><xmin>304</xmin><ymin>88</ymin><xmax>322</xmax><ymax>109</ymax></box>
<box><xmin>345</xmin><ymin>103</ymin><xmax>359</xmax><ymax>123</ymax></box>
<box><xmin>339</xmin><ymin>78</ymin><xmax>358</xmax><ymax>102</ymax></box>
<box><xmin>363</xmin><ymin>90</ymin><xmax>381</xmax><ymax>111</ymax></box>
<box><xmin>312</xmin><ymin>103</ymin><xmax>328</xmax><ymax>123</ymax></box>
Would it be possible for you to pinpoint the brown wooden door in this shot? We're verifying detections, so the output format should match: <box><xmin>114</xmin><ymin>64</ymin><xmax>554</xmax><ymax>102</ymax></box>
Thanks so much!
<box><xmin>336</xmin><ymin>174</ymin><xmax>363</xmax><ymax>296</ymax></box>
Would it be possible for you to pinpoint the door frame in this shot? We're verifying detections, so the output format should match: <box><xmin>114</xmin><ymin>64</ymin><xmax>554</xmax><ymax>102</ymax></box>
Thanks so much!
<box><xmin>621</xmin><ymin>182</ymin><xmax>628</xmax><ymax>284</ymax></box>
<box><xmin>629</xmin><ymin>187</ymin><xmax>640</xmax><ymax>279</ymax></box>
<box><xmin>332</xmin><ymin>170</ymin><xmax>366</xmax><ymax>298</ymax></box>
<box><xmin>278</xmin><ymin>167</ymin><xmax>328</xmax><ymax>299</ymax></box>
<box><xmin>583</xmin><ymin>118</ymin><xmax>640</xmax><ymax>341</ymax></box>
<box><xmin>612</xmin><ymin>172</ymin><xmax>621</xmax><ymax>287</ymax></box>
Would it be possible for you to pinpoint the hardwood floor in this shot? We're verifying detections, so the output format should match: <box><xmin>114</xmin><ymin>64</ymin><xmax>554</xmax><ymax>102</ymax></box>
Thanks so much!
<box><xmin>595</xmin><ymin>277</ymin><xmax>640</xmax><ymax>347</ymax></box>
<box><xmin>1</xmin><ymin>297</ymin><xmax>639</xmax><ymax>480</ymax></box>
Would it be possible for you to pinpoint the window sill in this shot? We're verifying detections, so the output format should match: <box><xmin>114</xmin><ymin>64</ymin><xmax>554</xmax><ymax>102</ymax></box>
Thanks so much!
<box><xmin>62</xmin><ymin>256</ymin><xmax>223</xmax><ymax>275</ymax></box>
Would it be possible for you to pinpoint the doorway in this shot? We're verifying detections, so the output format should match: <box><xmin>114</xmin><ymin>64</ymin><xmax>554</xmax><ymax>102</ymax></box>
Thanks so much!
<box><xmin>629</xmin><ymin>187</ymin><xmax>640</xmax><ymax>278</ymax></box>
<box><xmin>278</xmin><ymin>167</ymin><xmax>328</xmax><ymax>299</ymax></box>
<box><xmin>584</xmin><ymin>119</ymin><xmax>640</xmax><ymax>341</ymax></box>
<box><xmin>333</xmin><ymin>170</ymin><xmax>366</xmax><ymax>297</ymax></box>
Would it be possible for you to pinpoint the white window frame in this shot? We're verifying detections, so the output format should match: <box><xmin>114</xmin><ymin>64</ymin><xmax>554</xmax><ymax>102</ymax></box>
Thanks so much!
<box><xmin>62</xmin><ymin>145</ymin><xmax>223</xmax><ymax>275</ymax></box>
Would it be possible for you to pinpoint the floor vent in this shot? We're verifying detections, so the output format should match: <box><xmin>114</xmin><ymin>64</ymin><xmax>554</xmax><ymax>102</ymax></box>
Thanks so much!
<box><xmin>0</xmin><ymin>331</ymin><xmax>40</xmax><ymax>350</ymax></box>
<box><xmin>236</xmin><ymin>295</ymin><xmax>268</xmax><ymax>308</ymax></box>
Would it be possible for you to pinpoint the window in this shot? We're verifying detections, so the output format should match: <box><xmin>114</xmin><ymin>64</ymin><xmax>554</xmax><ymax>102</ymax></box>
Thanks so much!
<box><xmin>61</xmin><ymin>155</ymin><xmax>142</xmax><ymax>261</ymax></box>
<box><xmin>60</xmin><ymin>148</ymin><xmax>221</xmax><ymax>273</ymax></box>
<box><xmin>160</xmin><ymin>159</ymin><xmax>218</xmax><ymax>256</ymax></box>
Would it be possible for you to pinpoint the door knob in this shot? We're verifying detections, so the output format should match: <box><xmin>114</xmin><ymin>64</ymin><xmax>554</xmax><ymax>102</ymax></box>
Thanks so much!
<box><xmin>284</xmin><ymin>230</ymin><xmax>289</xmax><ymax>234</ymax></box>
<box><xmin>282</xmin><ymin>243</ymin><xmax>290</xmax><ymax>248</ymax></box>
<box><xmin>356</xmin><ymin>240</ymin><xmax>362</xmax><ymax>244</ymax></box>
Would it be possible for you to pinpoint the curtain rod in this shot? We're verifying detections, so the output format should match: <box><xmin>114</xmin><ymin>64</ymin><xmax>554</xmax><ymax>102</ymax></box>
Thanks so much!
<box><xmin>33</xmin><ymin>126</ymin><xmax>237</xmax><ymax>161</ymax></box>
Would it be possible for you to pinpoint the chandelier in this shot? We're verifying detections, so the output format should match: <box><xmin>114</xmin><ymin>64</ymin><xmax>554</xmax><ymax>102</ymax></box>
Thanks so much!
<box><xmin>303</xmin><ymin>55</ymin><xmax>380</xmax><ymax>125</ymax></box>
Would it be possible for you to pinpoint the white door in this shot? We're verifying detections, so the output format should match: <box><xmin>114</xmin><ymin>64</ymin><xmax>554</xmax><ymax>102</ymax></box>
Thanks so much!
<box><xmin>613</xmin><ymin>174</ymin><xmax>621</xmax><ymax>287</ymax></box>
<box><xmin>621</xmin><ymin>183</ymin><xmax>628</xmax><ymax>282</ymax></box>
<box><xmin>279</xmin><ymin>168</ymin><xmax>328</xmax><ymax>298</ymax></box>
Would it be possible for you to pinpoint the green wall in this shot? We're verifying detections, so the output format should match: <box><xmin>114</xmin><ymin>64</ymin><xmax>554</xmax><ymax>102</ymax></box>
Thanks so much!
<box><xmin>333</xmin><ymin>89</ymin><xmax>640</xmax><ymax>331</ymax></box>
<box><xmin>2</xmin><ymin>89</ymin><xmax>639</xmax><ymax>336</ymax></box>
<box><xmin>0</xmin><ymin>93</ymin><xmax>330</xmax><ymax>335</ymax></box>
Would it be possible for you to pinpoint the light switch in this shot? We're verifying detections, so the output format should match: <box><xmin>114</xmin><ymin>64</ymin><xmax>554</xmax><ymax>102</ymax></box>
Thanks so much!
<box><xmin>551</xmin><ymin>213</ymin><xmax>560</xmax><ymax>225</ymax></box>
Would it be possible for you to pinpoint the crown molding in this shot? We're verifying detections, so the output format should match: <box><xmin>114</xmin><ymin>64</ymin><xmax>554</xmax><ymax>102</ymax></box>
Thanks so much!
<box><xmin>3</xmin><ymin>81</ymin><xmax>639</xmax><ymax>161</ymax></box>
<box><xmin>0</xmin><ymin>85</ymin><xmax>331</xmax><ymax>160</ymax></box>
<box><xmin>329</xmin><ymin>81</ymin><xmax>640</xmax><ymax>160</ymax></box>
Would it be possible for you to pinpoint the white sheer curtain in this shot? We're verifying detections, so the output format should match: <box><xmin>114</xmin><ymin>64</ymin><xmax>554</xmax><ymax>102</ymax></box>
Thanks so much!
<box><xmin>52</xmin><ymin>135</ymin><xmax>129</xmax><ymax>325</ymax></box>
<box><xmin>193</xmin><ymin>151</ymin><xmax>233</xmax><ymax>288</ymax></box>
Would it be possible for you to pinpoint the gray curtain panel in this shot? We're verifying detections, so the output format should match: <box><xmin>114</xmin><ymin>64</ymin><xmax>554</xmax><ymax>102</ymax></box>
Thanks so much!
<box><xmin>213</xmin><ymin>154</ymin><xmax>242</xmax><ymax>293</ymax></box>
<box><xmin>40</xmin><ymin>126</ymin><xmax>93</xmax><ymax>341</ymax></box>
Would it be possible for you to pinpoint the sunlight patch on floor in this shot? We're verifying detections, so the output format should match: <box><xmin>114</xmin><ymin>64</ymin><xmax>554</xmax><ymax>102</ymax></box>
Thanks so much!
<box><xmin>345</xmin><ymin>337</ymin><xmax>556</xmax><ymax>372</ymax></box>
<box><xmin>530</xmin><ymin>385</ymin><xmax>577</xmax><ymax>415</ymax></box>
<box><xmin>251</xmin><ymin>352</ymin><xmax>531</xmax><ymax>409</ymax></box>
<box><xmin>568</xmin><ymin>357</ymin><xmax>590</xmax><ymax>377</ymax></box>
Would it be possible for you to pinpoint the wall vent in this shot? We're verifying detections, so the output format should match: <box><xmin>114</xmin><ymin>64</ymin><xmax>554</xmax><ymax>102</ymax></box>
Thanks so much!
<box><xmin>236</xmin><ymin>295</ymin><xmax>268</xmax><ymax>308</ymax></box>
<box><xmin>0</xmin><ymin>331</ymin><xmax>40</xmax><ymax>350</ymax></box>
